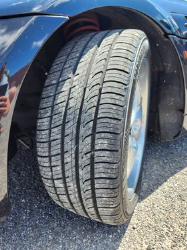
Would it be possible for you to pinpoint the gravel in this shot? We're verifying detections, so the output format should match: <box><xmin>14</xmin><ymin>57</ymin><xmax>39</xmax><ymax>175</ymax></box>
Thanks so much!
<box><xmin>0</xmin><ymin>134</ymin><xmax>187</xmax><ymax>250</ymax></box>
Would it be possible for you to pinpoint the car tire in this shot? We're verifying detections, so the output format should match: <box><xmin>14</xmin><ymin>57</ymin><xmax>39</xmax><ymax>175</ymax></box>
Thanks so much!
<box><xmin>36</xmin><ymin>29</ymin><xmax>151</xmax><ymax>225</ymax></box>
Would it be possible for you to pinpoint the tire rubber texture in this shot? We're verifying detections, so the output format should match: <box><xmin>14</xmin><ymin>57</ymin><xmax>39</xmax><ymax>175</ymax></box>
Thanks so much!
<box><xmin>37</xmin><ymin>29</ymin><xmax>150</xmax><ymax>225</ymax></box>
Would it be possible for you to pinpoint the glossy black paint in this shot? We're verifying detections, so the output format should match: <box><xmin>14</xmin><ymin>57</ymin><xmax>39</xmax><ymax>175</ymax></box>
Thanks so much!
<box><xmin>0</xmin><ymin>0</ymin><xmax>187</xmax><ymax>37</ymax></box>
<box><xmin>0</xmin><ymin>15</ymin><xmax>68</xmax><ymax>219</ymax></box>
<box><xmin>0</xmin><ymin>0</ymin><xmax>187</xmax><ymax>220</ymax></box>
<box><xmin>171</xmin><ymin>13</ymin><xmax>187</xmax><ymax>38</ymax></box>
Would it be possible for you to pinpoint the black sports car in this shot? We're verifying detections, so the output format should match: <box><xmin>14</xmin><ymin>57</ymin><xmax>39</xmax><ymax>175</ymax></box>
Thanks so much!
<box><xmin>0</xmin><ymin>0</ymin><xmax>187</xmax><ymax>225</ymax></box>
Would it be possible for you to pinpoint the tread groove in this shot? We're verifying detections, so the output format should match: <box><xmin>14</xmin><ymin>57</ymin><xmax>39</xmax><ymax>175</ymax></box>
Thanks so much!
<box><xmin>90</xmin><ymin>30</ymin><xmax>122</xmax><ymax>222</ymax></box>
<box><xmin>61</xmin><ymin>32</ymin><xmax>97</xmax><ymax>216</ymax></box>
<box><xmin>47</xmin><ymin>39</ymin><xmax>79</xmax><ymax>209</ymax></box>
<box><xmin>75</xmin><ymin>31</ymin><xmax>111</xmax><ymax>218</ymax></box>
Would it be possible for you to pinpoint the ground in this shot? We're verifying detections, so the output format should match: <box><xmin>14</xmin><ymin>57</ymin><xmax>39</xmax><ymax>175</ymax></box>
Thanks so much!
<box><xmin>0</xmin><ymin>134</ymin><xmax>187</xmax><ymax>250</ymax></box>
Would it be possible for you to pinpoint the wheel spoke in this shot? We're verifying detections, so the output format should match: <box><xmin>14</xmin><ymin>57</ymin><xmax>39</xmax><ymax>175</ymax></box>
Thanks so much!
<box><xmin>127</xmin><ymin>135</ymin><xmax>138</xmax><ymax>177</ymax></box>
<box><xmin>131</xmin><ymin>94</ymin><xmax>138</xmax><ymax>126</ymax></box>
<box><xmin>131</xmin><ymin>85</ymin><xmax>142</xmax><ymax>126</ymax></box>
<box><xmin>136</xmin><ymin>85</ymin><xmax>142</xmax><ymax>108</ymax></box>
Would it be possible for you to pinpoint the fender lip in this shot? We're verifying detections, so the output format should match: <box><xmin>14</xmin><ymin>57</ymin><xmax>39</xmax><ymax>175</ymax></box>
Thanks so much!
<box><xmin>0</xmin><ymin>0</ymin><xmax>183</xmax><ymax>36</ymax></box>
<box><xmin>0</xmin><ymin>12</ymin><xmax>69</xmax><ymax>20</ymax></box>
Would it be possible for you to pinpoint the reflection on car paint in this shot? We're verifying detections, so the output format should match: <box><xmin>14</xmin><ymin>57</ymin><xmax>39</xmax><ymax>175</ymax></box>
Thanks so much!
<box><xmin>0</xmin><ymin>63</ymin><xmax>10</xmax><ymax>134</ymax></box>
<box><xmin>0</xmin><ymin>14</ymin><xmax>68</xmax><ymax>220</ymax></box>
<box><xmin>0</xmin><ymin>63</ymin><xmax>29</xmax><ymax>134</ymax></box>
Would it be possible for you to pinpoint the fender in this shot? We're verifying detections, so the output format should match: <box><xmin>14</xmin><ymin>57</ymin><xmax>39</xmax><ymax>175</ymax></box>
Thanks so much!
<box><xmin>0</xmin><ymin>0</ymin><xmax>187</xmax><ymax>38</ymax></box>
<box><xmin>0</xmin><ymin>15</ymin><xmax>68</xmax><ymax>219</ymax></box>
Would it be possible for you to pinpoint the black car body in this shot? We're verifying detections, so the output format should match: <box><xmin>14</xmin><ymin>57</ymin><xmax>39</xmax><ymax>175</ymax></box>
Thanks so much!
<box><xmin>0</xmin><ymin>0</ymin><xmax>187</xmax><ymax>221</ymax></box>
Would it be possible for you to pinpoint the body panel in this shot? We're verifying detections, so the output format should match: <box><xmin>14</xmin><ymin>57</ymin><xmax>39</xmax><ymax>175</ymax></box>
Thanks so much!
<box><xmin>0</xmin><ymin>0</ymin><xmax>187</xmax><ymax>38</ymax></box>
<box><xmin>0</xmin><ymin>15</ymin><xmax>68</xmax><ymax>219</ymax></box>
<box><xmin>171</xmin><ymin>13</ymin><xmax>187</xmax><ymax>38</ymax></box>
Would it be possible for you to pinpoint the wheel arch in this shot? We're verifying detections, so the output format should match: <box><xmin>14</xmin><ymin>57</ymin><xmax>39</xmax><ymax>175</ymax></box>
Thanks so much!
<box><xmin>13</xmin><ymin>7</ymin><xmax>185</xmax><ymax>143</ymax></box>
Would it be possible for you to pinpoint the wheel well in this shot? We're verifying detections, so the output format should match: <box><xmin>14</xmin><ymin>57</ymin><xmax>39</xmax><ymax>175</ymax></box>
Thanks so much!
<box><xmin>12</xmin><ymin>7</ymin><xmax>184</xmax><ymax>142</ymax></box>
